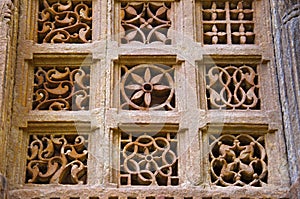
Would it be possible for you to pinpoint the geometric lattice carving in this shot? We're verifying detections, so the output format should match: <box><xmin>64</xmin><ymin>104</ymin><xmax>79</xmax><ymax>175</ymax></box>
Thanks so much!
<box><xmin>32</xmin><ymin>66</ymin><xmax>90</xmax><ymax>111</ymax></box>
<box><xmin>206</xmin><ymin>64</ymin><xmax>259</xmax><ymax>110</ymax></box>
<box><xmin>38</xmin><ymin>0</ymin><xmax>92</xmax><ymax>43</ymax></box>
<box><xmin>201</xmin><ymin>1</ymin><xmax>255</xmax><ymax>44</ymax></box>
<box><xmin>120</xmin><ymin>132</ymin><xmax>178</xmax><ymax>186</ymax></box>
<box><xmin>120</xmin><ymin>2</ymin><xmax>172</xmax><ymax>44</ymax></box>
<box><xmin>26</xmin><ymin>134</ymin><xmax>88</xmax><ymax>184</ymax></box>
<box><xmin>209</xmin><ymin>134</ymin><xmax>267</xmax><ymax>187</ymax></box>
<box><xmin>120</xmin><ymin>64</ymin><xmax>175</xmax><ymax>111</ymax></box>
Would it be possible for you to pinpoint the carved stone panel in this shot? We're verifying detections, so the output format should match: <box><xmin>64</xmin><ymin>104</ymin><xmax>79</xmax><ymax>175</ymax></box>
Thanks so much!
<box><xmin>120</xmin><ymin>131</ymin><xmax>178</xmax><ymax>186</ymax></box>
<box><xmin>209</xmin><ymin>134</ymin><xmax>268</xmax><ymax>187</ymax></box>
<box><xmin>120</xmin><ymin>2</ymin><xmax>172</xmax><ymax>44</ymax></box>
<box><xmin>200</xmin><ymin>1</ymin><xmax>255</xmax><ymax>44</ymax></box>
<box><xmin>32</xmin><ymin>66</ymin><xmax>90</xmax><ymax>111</ymax></box>
<box><xmin>205</xmin><ymin>63</ymin><xmax>260</xmax><ymax>110</ymax></box>
<box><xmin>26</xmin><ymin>134</ymin><xmax>88</xmax><ymax>184</ymax></box>
<box><xmin>120</xmin><ymin>64</ymin><xmax>175</xmax><ymax>111</ymax></box>
<box><xmin>38</xmin><ymin>0</ymin><xmax>92</xmax><ymax>43</ymax></box>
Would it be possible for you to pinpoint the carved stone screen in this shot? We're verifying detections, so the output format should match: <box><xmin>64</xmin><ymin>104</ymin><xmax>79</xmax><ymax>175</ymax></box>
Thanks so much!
<box><xmin>6</xmin><ymin>0</ymin><xmax>291</xmax><ymax>198</ymax></box>
<box><xmin>205</xmin><ymin>63</ymin><xmax>260</xmax><ymax>110</ymax></box>
<box><xmin>32</xmin><ymin>66</ymin><xmax>90</xmax><ymax>111</ymax></box>
<box><xmin>119</xmin><ymin>63</ymin><xmax>175</xmax><ymax>111</ymax></box>
<box><xmin>119</xmin><ymin>131</ymin><xmax>178</xmax><ymax>186</ymax></box>
<box><xmin>209</xmin><ymin>133</ymin><xmax>267</xmax><ymax>186</ymax></box>
<box><xmin>120</xmin><ymin>2</ymin><xmax>172</xmax><ymax>44</ymax></box>
<box><xmin>199</xmin><ymin>0</ymin><xmax>255</xmax><ymax>44</ymax></box>
<box><xmin>38</xmin><ymin>0</ymin><xmax>92</xmax><ymax>43</ymax></box>
<box><xmin>26</xmin><ymin>134</ymin><xmax>88</xmax><ymax>184</ymax></box>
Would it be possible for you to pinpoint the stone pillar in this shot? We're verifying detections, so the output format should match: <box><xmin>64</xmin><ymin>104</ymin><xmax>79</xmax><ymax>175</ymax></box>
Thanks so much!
<box><xmin>0</xmin><ymin>0</ymin><xmax>14</xmax><ymax>194</ymax></box>
<box><xmin>270</xmin><ymin>0</ymin><xmax>300</xmax><ymax>198</ymax></box>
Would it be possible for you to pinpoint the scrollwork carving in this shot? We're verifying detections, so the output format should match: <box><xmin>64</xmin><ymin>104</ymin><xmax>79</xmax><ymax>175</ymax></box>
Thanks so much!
<box><xmin>209</xmin><ymin>134</ymin><xmax>268</xmax><ymax>187</ymax></box>
<box><xmin>120</xmin><ymin>132</ymin><xmax>178</xmax><ymax>186</ymax></box>
<box><xmin>206</xmin><ymin>64</ymin><xmax>260</xmax><ymax>110</ymax></box>
<box><xmin>32</xmin><ymin>66</ymin><xmax>90</xmax><ymax>111</ymax></box>
<box><xmin>26</xmin><ymin>134</ymin><xmax>88</xmax><ymax>184</ymax></box>
<box><xmin>38</xmin><ymin>0</ymin><xmax>92</xmax><ymax>43</ymax></box>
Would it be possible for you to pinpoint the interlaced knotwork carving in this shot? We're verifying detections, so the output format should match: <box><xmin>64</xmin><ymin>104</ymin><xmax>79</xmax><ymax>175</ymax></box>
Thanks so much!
<box><xmin>120</xmin><ymin>64</ymin><xmax>175</xmax><ymax>111</ymax></box>
<box><xmin>26</xmin><ymin>134</ymin><xmax>88</xmax><ymax>184</ymax></box>
<box><xmin>120</xmin><ymin>2</ymin><xmax>171</xmax><ymax>44</ymax></box>
<box><xmin>38</xmin><ymin>0</ymin><xmax>92</xmax><ymax>43</ymax></box>
<box><xmin>209</xmin><ymin>134</ymin><xmax>267</xmax><ymax>187</ymax></box>
<box><xmin>33</xmin><ymin>66</ymin><xmax>90</xmax><ymax>111</ymax></box>
<box><xmin>201</xmin><ymin>1</ymin><xmax>255</xmax><ymax>44</ymax></box>
<box><xmin>120</xmin><ymin>132</ymin><xmax>178</xmax><ymax>186</ymax></box>
<box><xmin>206</xmin><ymin>64</ymin><xmax>260</xmax><ymax>110</ymax></box>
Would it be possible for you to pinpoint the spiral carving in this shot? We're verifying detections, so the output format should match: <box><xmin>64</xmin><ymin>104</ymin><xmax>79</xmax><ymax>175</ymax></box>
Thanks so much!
<box><xmin>38</xmin><ymin>0</ymin><xmax>92</xmax><ymax>43</ymax></box>
<box><xmin>206</xmin><ymin>64</ymin><xmax>259</xmax><ymax>110</ymax></box>
<box><xmin>26</xmin><ymin>134</ymin><xmax>88</xmax><ymax>184</ymax></box>
<box><xmin>32</xmin><ymin>66</ymin><xmax>90</xmax><ymax>111</ymax></box>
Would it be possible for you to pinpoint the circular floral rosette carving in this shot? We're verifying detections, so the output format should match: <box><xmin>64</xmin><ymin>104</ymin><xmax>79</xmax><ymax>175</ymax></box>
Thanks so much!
<box><xmin>120</xmin><ymin>64</ymin><xmax>175</xmax><ymax>111</ymax></box>
<box><xmin>122</xmin><ymin>134</ymin><xmax>177</xmax><ymax>186</ymax></box>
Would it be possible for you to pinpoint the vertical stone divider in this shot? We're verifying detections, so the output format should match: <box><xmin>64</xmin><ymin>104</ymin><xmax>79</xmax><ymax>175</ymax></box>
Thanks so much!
<box><xmin>0</xmin><ymin>1</ymin><xmax>16</xmax><ymax>197</ymax></box>
<box><xmin>270</xmin><ymin>0</ymin><xmax>300</xmax><ymax>197</ymax></box>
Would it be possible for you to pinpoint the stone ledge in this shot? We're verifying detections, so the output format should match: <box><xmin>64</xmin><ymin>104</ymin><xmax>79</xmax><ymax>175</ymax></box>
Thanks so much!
<box><xmin>9</xmin><ymin>185</ymin><xmax>290</xmax><ymax>199</ymax></box>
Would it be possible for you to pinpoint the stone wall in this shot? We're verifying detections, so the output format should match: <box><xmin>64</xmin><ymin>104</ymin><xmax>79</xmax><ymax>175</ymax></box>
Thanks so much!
<box><xmin>270</xmin><ymin>0</ymin><xmax>300</xmax><ymax>198</ymax></box>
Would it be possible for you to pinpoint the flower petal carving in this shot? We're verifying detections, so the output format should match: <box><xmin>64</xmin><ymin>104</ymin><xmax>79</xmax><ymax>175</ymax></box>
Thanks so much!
<box><xmin>120</xmin><ymin>64</ymin><xmax>175</xmax><ymax>110</ymax></box>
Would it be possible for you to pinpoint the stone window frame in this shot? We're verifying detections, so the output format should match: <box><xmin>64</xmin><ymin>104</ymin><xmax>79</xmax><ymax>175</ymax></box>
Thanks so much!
<box><xmin>111</xmin><ymin>55</ymin><xmax>184</xmax><ymax>112</ymax></box>
<box><xmin>24</xmin><ymin>0</ymin><xmax>102</xmax><ymax>43</ymax></box>
<box><xmin>200</xmin><ymin>124</ymin><xmax>284</xmax><ymax>188</ymax></box>
<box><xmin>7</xmin><ymin>0</ymin><xmax>291</xmax><ymax>198</ymax></box>
<box><xmin>110</xmin><ymin>123</ymin><xmax>183</xmax><ymax>187</ymax></box>
<box><xmin>19</xmin><ymin>122</ymin><xmax>92</xmax><ymax>186</ymax></box>
<box><xmin>26</xmin><ymin>54</ymin><xmax>95</xmax><ymax>113</ymax></box>
<box><xmin>196</xmin><ymin>55</ymin><xmax>274</xmax><ymax>111</ymax></box>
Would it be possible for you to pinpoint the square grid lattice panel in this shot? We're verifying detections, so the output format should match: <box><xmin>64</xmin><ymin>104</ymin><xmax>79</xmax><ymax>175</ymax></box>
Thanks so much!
<box><xmin>199</xmin><ymin>0</ymin><xmax>255</xmax><ymax>44</ymax></box>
